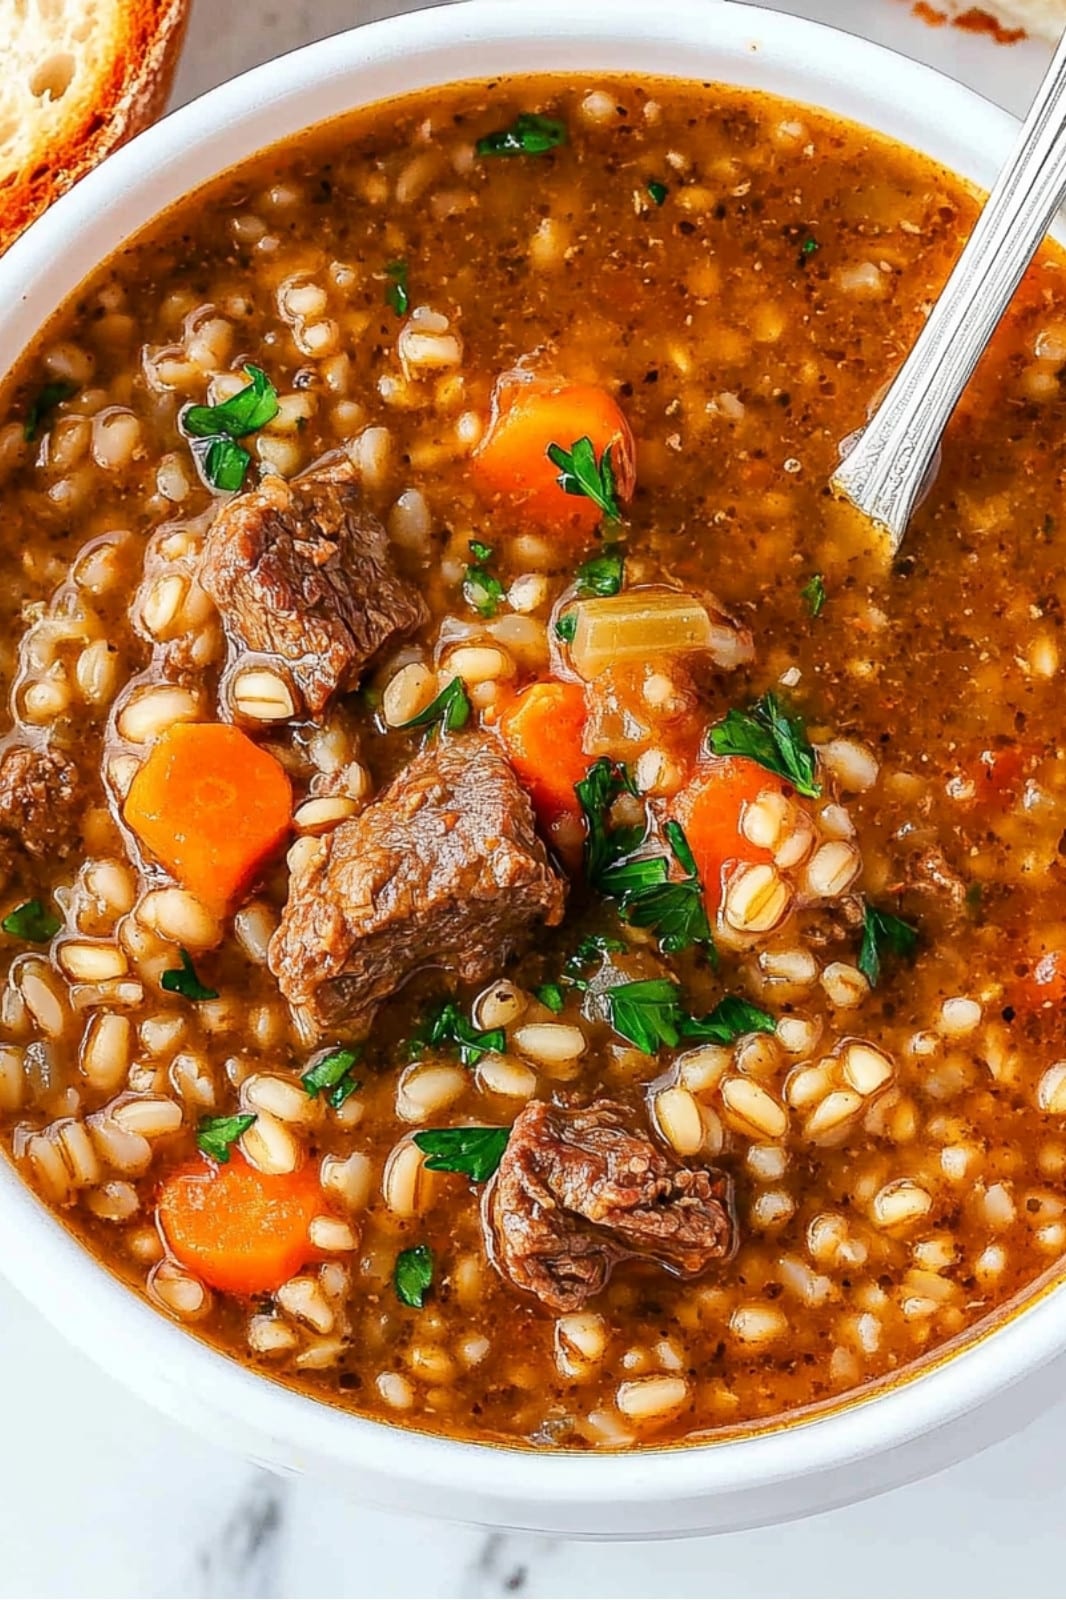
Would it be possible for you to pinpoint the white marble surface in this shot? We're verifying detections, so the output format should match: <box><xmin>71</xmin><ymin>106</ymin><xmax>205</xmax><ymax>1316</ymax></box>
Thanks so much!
<box><xmin>3</xmin><ymin>3</ymin><xmax>1064</xmax><ymax>1596</ymax></box>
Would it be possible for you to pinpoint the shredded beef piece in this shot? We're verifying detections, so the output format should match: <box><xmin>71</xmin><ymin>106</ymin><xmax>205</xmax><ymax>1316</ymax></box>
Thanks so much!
<box><xmin>0</xmin><ymin>741</ymin><xmax>83</xmax><ymax>863</ymax></box>
<box><xmin>198</xmin><ymin>460</ymin><xmax>427</xmax><ymax>716</ymax></box>
<box><xmin>485</xmin><ymin>1098</ymin><xmax>735</xmax><ymax>1313</ymax></box>
<box><xmin>269</xmin><ymin>732</ymin><xmax>567</xmax><ymax>1039</ymax></box>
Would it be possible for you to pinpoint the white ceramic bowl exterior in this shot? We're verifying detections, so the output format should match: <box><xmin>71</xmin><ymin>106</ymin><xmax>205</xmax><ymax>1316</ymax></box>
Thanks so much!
<box><xmin>0</xmin><ymin>0</ymin><xmax>1062</xmax><ymax>1539</ymax></box>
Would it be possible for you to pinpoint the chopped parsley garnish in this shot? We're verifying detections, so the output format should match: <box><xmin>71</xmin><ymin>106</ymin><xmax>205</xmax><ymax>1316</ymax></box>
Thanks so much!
<box><xmin>397</xmin><ymin>675</ymin><xmax>471</xmax><ymax>735</ymax></box>
<box><xmin>23</xmin><ymin>380</ymin><xmax>77</xmax><ymax>442</ymax></box>
<box><xmin>555</xmin><ymin>611</ymin><xmax>578</xmax><ymax>644</ymax></box>
<box><xmin>196</xmin><ymin>1112</ymin><xmax>256</xmax><ymax>1164</ymax></box>
<box><xmin>161</xmin><ymin>948</ymin><xmax>220</xmax><ymax>1002</ymax></box>
<box><xmin>182</xmin><ymin>364</ymin><xmax>278</xmax><ymax>493</ymax></box>
<box><xmin>1</xmin><ymin>899</ymin><xmax>60</xmax><ymax>942</ymax></box>
<box><xmin>801</xmin><ymin>573</ymin><xmax>826</xmax><ymax>618</ymax></box>
<box><xmin>575</xmin><ymin>758</ymin><xmax>643</xmax><ymax>887</ymax></box>
<box><xmin>394</xmin><ymin>1243</ymin><xmax>434</xmax><ymax>1308</ymax></box>
<box><xmin>302</xmin><ymin>1046</ymin><xmax>362</xmax><ymax>1107</ymax></box>
<box><xmin>420</xmin><ymin>1000</ymin><xmax>505</xmax><ymax>1066</ymax></box>
<box><xmin>799</xmin><ymin>235</ymin><xmax>820</xmax><ymax>262</ymax></box>
<box><xmin>385</xmin><ymin>260</ymin><xmax>410</xmax><ymax>316</ymax></box>
<box><xmin>647</xmin><ymin>180</ymin><xmax>669</xmax><ymax>206</ymax></box>
<box><xmin>476</xmin><ymin>112</ymin><xmax>567</xmax><ymax>158</ymax></box>
<box><xmin>605</xmin><ymin>979</ymin><xmax>775</xmax><ymax>1056</ymax></box>
<box><xmin>547</xmin><ymin>436</ymin><xmax>621</xmax><ymax>523</ymax></box>
<box><xmin>707</xmin><ymin>691</ymin><xmax>821</xmax><ymax>799</ymax></box>
<box><xmin>600</xmin><ymin>819</ymin><xmax>713</xmax><ymax>956</ymax></box>
<box><xmin>413</xmin><ymin>1126</ymin><xmax>509</xmax><ymax>1182</ymax></box>
<box><xmin>463</xmin><ymin>539</ymin><xmax>505</xmax><ymax>618</ymax></box>
<box><xmin>575</xmin><ymin>548</ymin><xmax>625</xmax><ymax>598</ymax></box>
<box><xmin>564</xmin><ymin>933</ymin><xmax>627</xmax><ymax>985</ymax></box>
<box><xmin>858</xmin><ymin>903</ymin><xmax>918</xmax><ymax>987</ymax></box>
<box><xmin>535</xmin><ymin>982</ymin><xmax>565</xmax><ymax>1013</ymax></box>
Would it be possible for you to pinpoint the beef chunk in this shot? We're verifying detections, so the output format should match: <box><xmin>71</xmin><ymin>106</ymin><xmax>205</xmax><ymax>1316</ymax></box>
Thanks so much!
<box><xmin>198</xmin><ymin>461</ymin><xmax>427</xmax><ymax>716</ymax></box>
<box><xmin>485</xmin><ymin>1098</ymin><xmax>735</xmax><ymax>1313</ymax></box>
<box><xmin>0</xmin><ymin>741</ymin><xmax>83</xmax><ymax>862</ymax></box>
<box><xmin>269</xmin><ymin>732</ymin><xmax>567</xmax><ymax>1038</ymax></box>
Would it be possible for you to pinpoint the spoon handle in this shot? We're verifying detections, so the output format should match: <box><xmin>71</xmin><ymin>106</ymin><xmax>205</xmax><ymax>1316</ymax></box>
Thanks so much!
<box><xmin>831</xmin><ymin>30</ymin><xmax>1066</xmax><ymax>553</ymax></box>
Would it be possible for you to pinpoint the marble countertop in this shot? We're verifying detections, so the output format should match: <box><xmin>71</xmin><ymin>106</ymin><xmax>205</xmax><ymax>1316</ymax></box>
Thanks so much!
<box><xmin>4</xmin><ymin>3</ymin><xmax>1064</xmax><ymax>1596</ymax></box>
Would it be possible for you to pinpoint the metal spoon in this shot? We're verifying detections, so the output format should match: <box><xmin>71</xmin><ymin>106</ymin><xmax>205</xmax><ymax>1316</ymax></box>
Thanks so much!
<box><xmin>831</xmin><ymin>28</ymin><xmax>1066</xmax><ymax>555</ymax></box>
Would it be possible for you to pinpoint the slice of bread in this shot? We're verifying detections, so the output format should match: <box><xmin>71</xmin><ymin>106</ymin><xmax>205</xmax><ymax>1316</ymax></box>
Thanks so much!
<box><xmin>0</xmin><ymin>0</ymin><xmax>190</xmax><ymax>256</ymax></box>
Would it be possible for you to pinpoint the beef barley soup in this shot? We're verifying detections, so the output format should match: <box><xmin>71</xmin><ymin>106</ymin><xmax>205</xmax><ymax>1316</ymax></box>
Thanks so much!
<box><xmin>1</xmin><ymin>73</ymin><xmax>1065</xmax><ymax>1450</ymax></box>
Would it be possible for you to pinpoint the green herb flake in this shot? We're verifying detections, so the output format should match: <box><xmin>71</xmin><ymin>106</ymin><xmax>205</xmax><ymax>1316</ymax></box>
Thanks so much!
<box><xmin>397</xmin><ymin>675</ymin><xmax>471</xmax><ymax>736</ymax></box>
<box><xmin>681</xmin><ymin>993</ymin><xmax>776</xmax><ymax>1045</ymax></box>
<box><xmin>576</xmin><ymin>758</ymin><xmax>643</xmax><ymax>888</ymax></box>
<box><xmin>195</xmin><ymin>436</ymin><xmax>252</xmax><ymax>493</ymax></box>
<box><xmin>801</xmin><ymin>573</ymin><xmax>826</xmax><ymax>618</ymax></box>
<box><xmin>463</xmin><ymin>539</ymin><xmax>505</xmax><ymax>619</ymax></box>
<box><xmin>196</xmin><ymin>1112</ymin><xmax>256</xmax><ymax>1164</ymax></box>
<box><xmin>555</xmin><ymin>611</ymin><xmax>578</xmax><ymax>644</ymax></box>
<box><xmin>385</xmin><ymin>260</ymin><xmax>410</xmax><ymax>317</ymax></box>
<box><xmin>161</xmin><ymin>948</ymin><xmax>220</xmax><ymax>1002</ymax></box>
<box><xmin>1</xmin><ymin>899</ymin><xmax>60</xmax><ymax>942</ymax></box>
<box><xmin>858</xmin><ymin>903</ymin><xmax>918</xmax><ymax>988</ymax></box>
<box><xmin>547</xmin><ymin>436</ymin><xmax>621</xmax><ymax>523</ymax></box>
<box><xmin>800</xmin><ymin>235</ymin><xmax>820</xmax><ymax>261</ymax></box>
<box><xmin>535</xmin><ymin>982</ymin><xmax>565</xmax><ymax>1013</ymax></box>
<box><xmin>600</xmin><ymin>818</ymin><xmax>713</xmax><ymax>956</ymax></box>
<box><xmin>647</xmin><ymin>180</ymin><xmax>669</xmax><ymax>207</ymax></box>
<box><xmin>23</xmin><ymin>380</ymin><xmax>78</xmax><ymax>442</ymax></box>
<box><xmin>605</xmin><ymin>978</ymin><xmax>684</xmax><ymax>1056</ymax></box>
<box><xmin>413</xmin><ymin>1126</ymin><xmax>509</xmax><ymax>1182</ymax></box>
<box><xmin>476</xmin><ymin>112</ymin><xmax>567</xmax><ymax>158</ymax></box>
<box><xmin>302</xmin><ymin>1046</ymin><xmax>362</xmax><ymax>1106</ymax></box>
<box><xmin>423</xmin><ymin>1000</ymin><xmax>505</xmax><ymax>1066</ymax></box>
<box><xmin>183</xmin><ymin>365</ymin><xmax>279</xmax><ymax>441</ymax></box>
<box><xmin>575</xmin><ymin>548</ymin><xmax>625</xmax><ymax>598</ymax></box>
<box><xmin>394</xmin><ymin>1243</ymin><xmax>434</xmax><ymax>1308</ymax></box>
<box><xmin>708</xmin><ymin>691</ymin><xmax>821</xmax><ymax>799</ymax></box>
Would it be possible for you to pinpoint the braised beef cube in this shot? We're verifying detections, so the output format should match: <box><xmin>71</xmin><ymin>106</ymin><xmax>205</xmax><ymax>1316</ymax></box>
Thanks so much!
<box><xmin>485</xmin><ymin>1098</ymin><xmax>735</xmax><ymax>1313</ymax></box>
<box><xmin>269</xmin><ymin>732</ymin><xmax>567</xmax><ymax>1037</ymax></box>
<box><xmin>0</xmin><ymin>741</ymin><xmax>83</xmax><ymax>862</ymax></box>
<box><xmin>199</xmin><ymin>460</ymin><xmax>427</xmax><ymax>716</ymax></box>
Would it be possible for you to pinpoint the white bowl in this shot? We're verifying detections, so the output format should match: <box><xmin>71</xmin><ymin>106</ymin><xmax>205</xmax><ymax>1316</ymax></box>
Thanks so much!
<box><xmin>0</xmin><ymin>0</ymin><xmax>1062</xmax><ymax>1539</ymax></box>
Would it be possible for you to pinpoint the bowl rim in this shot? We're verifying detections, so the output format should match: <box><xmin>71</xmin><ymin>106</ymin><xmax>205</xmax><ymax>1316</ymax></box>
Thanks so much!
<box><xmin>0</xmin><ymin>0</ymin><xmax>1061</xmax><ymax>1511</ymax></box>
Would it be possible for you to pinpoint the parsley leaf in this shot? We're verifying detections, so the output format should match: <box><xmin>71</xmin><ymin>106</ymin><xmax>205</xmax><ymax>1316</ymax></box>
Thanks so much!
<box><xmin>575</xmin><ymin>548</ymin><xmax>625</xmax><ymax>598</ymax></box>
<box><xmin>2</xmin><ymin>899</ymin><xmax>60</xmax><ymax>942</ymax></box>
<box><xmin>196</xmin><ymin>1112</ymin><xmax>256</xmax><ymax>1163</ymax></box>
<box><xmin>394</xmin><ymin>1243</ymin><xmax>434</xmax><ymax>1308</ymax></box>
<box><xmin>385</xmin><ymin>260</ymin><xmax>410</xmax><ymax>316</ymax></box>
<box><xmin>476</xmin><ymin>112</ymin><xmax>567</xmax><ymax>157</ymax></box>
<box><xmin>182</xmin><ymin>365</ymin><xmax>278</xmax><ymax>494</ymax></box>
<box><xmin>647</xmin><ymin>180</ymin><xmax>669</xmax><ymax>206</ymax></box>
<box><xmin>161</xmin><ymin>948</ymin><xmax>220</xmax><ymax>1002</ymax></box>
<box><xmin>576</xmin><ymin>758</ymin><xmax>643</xmax><ymax>887</ymax></box>
<box><xmin>801</xmin><ymin>573</ymin><xmax>826</xmax><ymax>618</ymax></box>
<box><xmin>680</xmin><ymin>994</ymin><xmax>776</xmax><ymax>1045</ymax></box>
<box><xmin>555</xmin><ymin>611</ymin><xmax>578</xmax><ymax>644</ymax></box>
<box><xmin>564</xmin><ymin>933</ymin><xmax>627</xmax><ymax>986</ymax></box>
<box><xmin>547</xmin><ymin>437</ymin><xmax>621</xmax><ymax>522</ymax></box>
<box><xmin>858</xmin><ymin>903</ymin><xmax>918</xmax><ymax>987</ymax></box>
<box><xmin>463</xmin><ymin>539</ymin><xmax>505</xmax><ymax>619</ymax></box>
<box><xmin>708</xmin><ymin>691</ymin><xmax>821</xmax><ymax>799</ymax></box>
<box><xmin>799</xmin><ymin>235</ymin><xmax>820</xmax><ymax>264</ymax></box>
<box><xmin>535</xmin><ymin>982</ymin><xmax>565</xmax><ymax>1013</ymax></box>
<box><xmin>397</xmin><ymin>676</ymin><xmax>471</xmax><ymax>735</ymax></box>
<box><xmin>605</xmin><ymin>978</ymin><xmax>684</xmax><ymax>1055</ymax></box>
<box><xmin>600</xmin><ymin>819</ymin><xmax>712</xmax><ymax>956</ymax></box>
<box><xmin>302</xmin><ymin>1046</ymin><xmax>362</xmax><ymax>1106</ymax></box>
<box><xmin>23</xmin><ymin>380</ymin><xmax>77</xmax><ymax>442</ymax></box>
<box><xmin>413</xmin><ymin>1126</ymin><xmax>509</xmax><ymax>1182</ymax></box>
<box><xmin>422</xmin><ymin>1001</ymin><xmax>504</xmax><ymax>1066</ymax></box>
<box><xmin>183</xmin><ymin>365</ymin><xmax>278</xmax><ymax>441</ymax></box>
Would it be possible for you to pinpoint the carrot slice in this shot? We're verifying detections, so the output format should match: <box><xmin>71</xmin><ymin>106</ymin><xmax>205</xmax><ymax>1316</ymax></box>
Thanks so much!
<box><xmin>157</xmin><ymin>1154</ymin><xmax>325</xmax><ymax>1296</ymax></box>
<box><xmin>473</xmin><ymin>372</ymin><xmax>635</xmax><ymax>537</ymax></box>
<box><xmin>670</xmin><ymin>755</ymin><xmax>788</xmax><ymax>912</ymax></box>
<box><xmin>499</xmin><ymin>680</ymin><xmax>588</xmax><ymax>827</ymax></box>
<box><xmin>123</xmin><ymin>722</ymin><xmax>293</xmax><ymax>918</ymax></box>
<box><xmin>1013</xmin><ymin>949</ymin><xmax>1066</xmax><ymax>1014</ymax></box>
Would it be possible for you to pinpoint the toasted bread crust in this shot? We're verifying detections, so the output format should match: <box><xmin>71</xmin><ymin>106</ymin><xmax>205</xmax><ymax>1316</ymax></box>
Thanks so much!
<box><xmin>0</xmin><ymin>0</ymin><xmax>190</xmax><ymax>257</ymax></box>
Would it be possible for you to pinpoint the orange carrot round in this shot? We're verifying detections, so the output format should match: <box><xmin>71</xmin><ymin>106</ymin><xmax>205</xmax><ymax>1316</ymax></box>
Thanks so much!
<box><xmin>123</xmin><ymin>722</ymin><xmax>293</xmax><ymax>918</ymax></box>
<box><xmin>1014</xmin><ymin>949</ymin><xmax>1066</xmax><ymax>1014</ymax></box>
<box><xmin>670</xmin><ymin>755</ymin><xmax>788</xmax><ymax>912</ymax></box>
<box><xmin>157</xmin><ymin>1153</ymin><xmax>326</xmax><ymax>1296</ymax></box>
<box><xmin>499</xmin><ymin>680</ymin><xmax>588</xmax><ymax>828</ymax></box>
<box><xmin>473</xmin><ymin>373</ymin><xmax>635</xmax><ymax>537</ymax></box>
